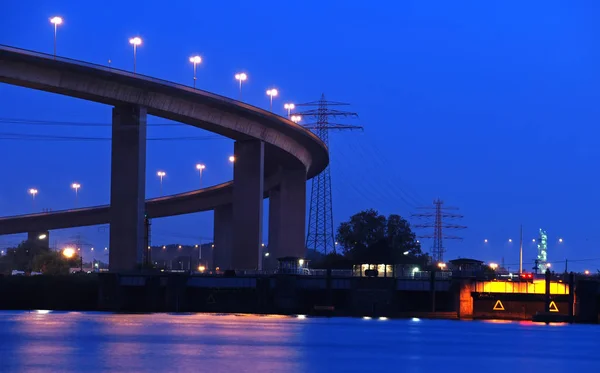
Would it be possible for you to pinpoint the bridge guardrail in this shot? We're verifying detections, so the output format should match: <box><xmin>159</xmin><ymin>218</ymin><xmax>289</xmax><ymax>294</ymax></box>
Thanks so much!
<box><xmin>0</xmin><ymin>44</ymin><xmax>323</xmax><ymax>146</ymax></box>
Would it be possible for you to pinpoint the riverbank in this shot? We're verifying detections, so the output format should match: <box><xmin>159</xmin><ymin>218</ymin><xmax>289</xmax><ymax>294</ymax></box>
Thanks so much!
<box><xmin>0</xmin><ymin>273</ymin><xmax>597</xmax><ymax>323</ymax></box>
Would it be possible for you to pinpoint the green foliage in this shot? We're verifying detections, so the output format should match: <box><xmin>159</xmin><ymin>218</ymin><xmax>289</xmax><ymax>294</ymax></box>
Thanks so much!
<box><xmin>0</xmin><ymin>240</ymin><xmax>50</xmax><ymax>272</ymax></box>
<box><xmin>32</xmin><ymin>250</ymin><xmax>71</xmax><ymax>275</ymax></box>
<box><xmin>335</xmin><ymin>209</ymin><xmax>428</xmax><ymax>265</ymax></box>
<box><xmin>0</xmin><ymin>240</ymin><xmax>78</xmax><ymax>275</ymax></box>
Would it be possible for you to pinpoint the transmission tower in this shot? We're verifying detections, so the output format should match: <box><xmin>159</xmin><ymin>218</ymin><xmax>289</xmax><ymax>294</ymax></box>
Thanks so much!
<box><xmin>295</xmin><ymin>94</ymin><xmax>362</xmax><ymax>254</ymax></box>
<box><xmin>411</xmin><ymin>199</ymin><xmax>467</xmax><ymax>263</ymax></box>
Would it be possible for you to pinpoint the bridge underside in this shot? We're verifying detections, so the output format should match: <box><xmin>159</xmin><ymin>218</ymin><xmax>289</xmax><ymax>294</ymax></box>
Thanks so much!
<box><xmin>0</xmin><ymin>45</ymin><xmax>331</xmax><ymax>273</ymax></box>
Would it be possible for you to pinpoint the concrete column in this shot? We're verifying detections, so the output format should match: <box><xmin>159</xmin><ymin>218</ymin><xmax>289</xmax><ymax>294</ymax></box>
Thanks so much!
<box><xmin>268</xmin><ymin>168</ymin><xmax>307</xmax><ymax>267</ymax></box>
<box><xmin>109</xmin><ymin>105</ymin><xmax>147</xmax><ymax>272</ymax></box>
<box><xmin>213</xmin><ymin>204</ymin><xmax>233</xmax><ymax>270</ymax></box>
<box><xmin>457</xmin><ymin>279</ymin><xmax>473</xmax><ymax>319</ymax></box>
<box><xmin>267</xmin><ymin>187</ymin><xmax>281</xmax><ymax>270</ymax></box>
<box><xmin>232</xmin><ymin>140</ymin><xmax>264</xmax><ymax>270</ymax></box>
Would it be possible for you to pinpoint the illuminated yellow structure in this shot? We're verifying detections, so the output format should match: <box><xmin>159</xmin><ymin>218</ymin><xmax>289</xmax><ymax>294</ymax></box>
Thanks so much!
<box><xmin>473</xmin><ymin>280</ymin><xmax>568</xmax><ymax>295</ymax></box>
<box><xmin>353</xmin><ymin>263</ymin><xmax>395</xmax><ymax>278</ymax></box>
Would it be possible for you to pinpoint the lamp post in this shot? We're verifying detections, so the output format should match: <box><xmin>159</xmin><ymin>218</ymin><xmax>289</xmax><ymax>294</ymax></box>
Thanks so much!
<box><xmin>62</xmin><ymin>247</ymin><xmax>75</xmax><ymax>259</ymax></box>
<box><xmin>234</xmin><ymin>73</ymin><xmax>247</xmax><ymax>100</ymax></box>
<box><xmin>228</xmin><ymin>156</ymin><xmax>235</xmax><ymax>163</ymax></box>
<box><xmin>129</xmin><ymin>37</ymin><xmax>142</xmax><ymax>73</ymax></box>
<box><xmin>291</xmin><ymin>115</ymin><xmax>302</xmax><ymax>123</ymax></box>
<box><xmin>50</xmin><ymin>16</ymin><xmax>63</xmax><ymax>59</ymax></box>
<box><xmin>71</xmin><ymin>182</ymin><xmax>80</xmax><ymax>207</ymax></box>
<box><xmin>195</xmin><ymin>164</ymin><xmax>206</xmax><ymax>188</ymax></box>
<box><xmin>157</xmin><ymin>171</ymin><xmax>166</xmax><ymax>195</ymax></box>
<box><xmin>266</xmin><ymin>88</ymin><xmax>278</xmax><ymax>111</ymax></box>
<box><xmin>189</xmin><ymin>55</ymin><xmax>202</xmax><ymax>88</ymax></box>
<box><xmin>284</xmin><ymin>103</ymin><xmax>295</xmax><ymax>117</ymax></box>
<box><xmin>28</xmin><ymin>188</ymin><xmax>38</xmax><ymax>209</ymax></box>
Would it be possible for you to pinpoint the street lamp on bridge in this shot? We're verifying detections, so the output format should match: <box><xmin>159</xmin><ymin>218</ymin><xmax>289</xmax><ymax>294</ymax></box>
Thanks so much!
<box><xmin>157</xmin><ymin>171</ymin><xmax>166</xmax><ymax>195</ymax></box>
<box><xmin>28</xmin><ymin>188</ymin><xmax>38</xmax><ymax>209</ymax></box>
<box><xmin>129</xmin><ymin>36</ymin><xmax>142</xmax><ymax>73</ymax></box>
<box><xmin>235</xmin><ymin>73</ymin><xmax>247</xmax><ymax>100</ymax></box>
<box><xmin>266</xmin><ymin>88</ymin><xmax>278</xmax><ymax>112</ymax></box>
<box><xmin>189</xmin><ymin>55</ymin><xmax>202</xmax><ymax>88</ymax></box>
<box><xmin>284</xmin><ymin>103</ymin><xmax>295</xmax><ymax>118</ymax></box>
<box><xmin>195</xmin><ymin>163</ymin><xmax>206</xmax><ymax>188</ymax></box>
<box><xmin>49</xmin><ymin>16</ymin><xmax>63</xmax><ymax>59</ymax></box>
<box><xmin>71</xmin><ymin>182</ymin><xmax>80</xmax><ymax>207</ymax></box>
<box><xmin>291</xmin><ymin>115</ymin><xmax>302</xmax><ymax>123</ymax></box>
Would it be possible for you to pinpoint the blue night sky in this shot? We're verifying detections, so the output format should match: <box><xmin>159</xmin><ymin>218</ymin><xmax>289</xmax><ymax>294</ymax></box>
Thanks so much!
<box><xmin>1</xmin><ymin>0</ymin><xmax>599</xmax><ymax>271</ymax></box>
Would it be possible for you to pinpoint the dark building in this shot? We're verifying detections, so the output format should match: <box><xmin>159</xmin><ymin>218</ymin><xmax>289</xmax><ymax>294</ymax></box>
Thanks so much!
<box><xmin>150</xmin><ymin>243</ymin><xmax>213</xmax><ymax>271</ymax></box>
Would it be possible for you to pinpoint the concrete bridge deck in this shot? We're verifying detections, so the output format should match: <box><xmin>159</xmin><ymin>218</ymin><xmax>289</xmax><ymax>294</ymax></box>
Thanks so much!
<box><xmin>0</xmin><ymin>44</ymin><xmax>329</xmax><ymax>271</ymax></box>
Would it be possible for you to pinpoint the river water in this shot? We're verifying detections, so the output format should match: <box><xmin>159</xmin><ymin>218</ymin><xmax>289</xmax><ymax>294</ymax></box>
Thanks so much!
<box><xmin>0</xmin><ymin>311</ymin><xmax>598</xmax><ymax>372</ymax></box>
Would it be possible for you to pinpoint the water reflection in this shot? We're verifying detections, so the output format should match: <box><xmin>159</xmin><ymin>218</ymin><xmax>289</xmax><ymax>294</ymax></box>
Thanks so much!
<box><xmin>1</xmin><ymin>312</ymin><xmax>600</xmax><ymax>372</ymax></box>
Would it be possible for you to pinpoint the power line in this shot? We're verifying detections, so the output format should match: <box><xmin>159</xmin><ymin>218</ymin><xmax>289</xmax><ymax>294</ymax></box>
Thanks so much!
<box><xmin>412</xmin><ymin>199</ymin><xmax>467</xmax><ymax>263</ymax></box>
<box><xmin>0</xmin><ymin>117</ymin><xmax>184</xmax><ymax>127</ymax></box>
<box><xmin>295</xmin><ymin>94</ymin><xmax>362</xmax><ymax>255</ymax></box>
<box><xmin>0</xmin><ymin>132</ymin><xmax>224</xmax><ymax>142</ymax></box>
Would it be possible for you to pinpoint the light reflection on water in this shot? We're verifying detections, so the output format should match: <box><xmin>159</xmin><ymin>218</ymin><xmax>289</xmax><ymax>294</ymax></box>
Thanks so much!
<box><xmin>0</xmin><ymin>312</ymin><xmax>599</xmax><ymax>373</ymax></box>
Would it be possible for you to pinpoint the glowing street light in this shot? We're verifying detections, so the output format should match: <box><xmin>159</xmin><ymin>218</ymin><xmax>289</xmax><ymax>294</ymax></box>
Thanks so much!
<box><xmin>437</xmin><ymin>262</ymin><xmax>447</xmax><ymax>270</ymax></box>
<box><xmin>235</xmin><ymin>73</ymin><xmax>247</xmax><ymax>99</ymax></box>
<box><xmin>508</xmin><ymin>238</ymin><xmax>512</xmax><ymax>243</ymax></box>
<box><xmin>284</xmin><ymin>103</ymin><xmax>295</xmax><ymax>117</ymax></box>
<box><xmin>484</xmin><ymin>239</ymin><xmax>488</xmax><ymax>243</ymax></box>
<box><xmin>546</xmin><ymin>263</ymin><xmax>552</xmax><ymax>268</ymax></box>
<box><xmin>28</xmin><ymin>188</ymin><xmax>38</xmax><ymax>209</ymax></box>
<box><xmin>266</xmin><ymin>88</ymin><xmax>278</xmax><ymax>111</ymax></box>
<box><xmin>489</xmin><ymin>263</ymin><xmax>498</xmax><ymax>270</ymax></box>
<box><xmin>50</xmin><ymin>16</ymin><xmax>63</xmax><ymax>59</ymax></box>
<box><xmin>558</xmin><ymin>238</ymin><xmax>563</xmax><ymax>243</ymax></box>
<box><xmin>291</xmin><ymin>115</ymin><xmax>302</xmax><ymax>123</ymax></box>
<box><xmin>195</xmin><ymin>163</ymin><xmax>206</xmax><ymax>188</ymax></box>
<box><xmin>62</xmin><ymin>247</ymin><xmax>75</xmax><ymax>259</ymax></box>
<box><xmin>157</xmin><ymin>171</ymin><xmax>166</xmax><ymax>195</ymax></box>
<box><xmin>532</xmin><ymin>238</ymin><xmax>536</xmax><ymax>242</ymax></box>
<box><xmin>129</xmin><ymin>36</ymin><xmax>142</xmax><ymax>73</ymax></box>
<box><xmin>71</xmin><ymin>182</ymin><xmax>80</xmax><ymax>207</ymax></box>
<box><xmin>189</xmin><ymin>55</ymin><xmax>202</xmax><ymax>88</ymax></box>
<box><xmin>229</xmin><ymin>155</ymin><xmax>235</xmax><ymax>163</ymax></box>
<box><xmin>584</xmin><ymin>270</ymin><xmax>590</xmax><ymax>275</ymax></box>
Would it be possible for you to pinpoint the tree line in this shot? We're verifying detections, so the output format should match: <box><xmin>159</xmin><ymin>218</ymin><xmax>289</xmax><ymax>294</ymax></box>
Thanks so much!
<box><xmin>309</xmin><ymin>209</ymin><xmax>430</xmax><ymax>268</ymax></box>
<box><xmin>0</xmin><ymin>240</ymin><xmax>80</xmax><ymax>275</ymax></box>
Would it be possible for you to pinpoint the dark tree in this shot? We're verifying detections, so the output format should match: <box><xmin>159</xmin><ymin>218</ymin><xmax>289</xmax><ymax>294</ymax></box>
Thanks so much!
<box><xmin>336</xmin><ymin>209</ymin><xmax>386</xmax><ymax>255</ymax></box>
<box><xmin>32</xmin><ymin>250</ymin><xmax>72</xmax><ymax>275</ymax></box>
<box><xmin>336</xmin><ymin>209</ymin><xmax>426</xmax><ymax>264</ymax></box>
<box><xmin>0</xmin><ymin>240</ymin><xmax>78</xmax><ymax>274</ymax></box>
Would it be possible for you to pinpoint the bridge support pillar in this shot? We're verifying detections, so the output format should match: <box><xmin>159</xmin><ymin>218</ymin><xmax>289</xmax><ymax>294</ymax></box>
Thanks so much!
<box><xmin>268</xmin><ymin>167</ymin><xmax>307</xmax><ymax>269</ymax></box>
<box><xmin>232</xmin><ymin>140</ymin><xmax>264</xmax><ymax>270</ymax></box>
<box><xmin>109</xmin><ymin>105</ymin><xmax>147</xmax><ymax>272</ymax></box>
<box><xmin>213</xmin><ymin>204</ymin><xmax>233</xmax><ymax>270</ymax></box>
<box><xmin>456</xmin><ymin>279</ymin><xmax>473</xmax><ymax>319</ymax></box>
